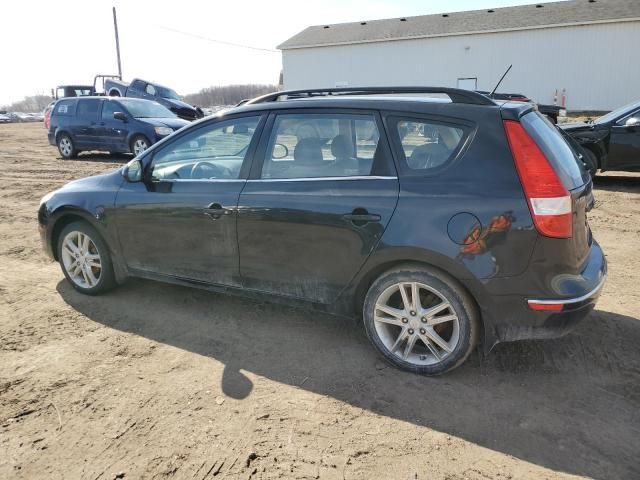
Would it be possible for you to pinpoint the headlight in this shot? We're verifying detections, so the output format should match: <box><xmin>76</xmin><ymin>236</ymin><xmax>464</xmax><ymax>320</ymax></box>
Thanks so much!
<box><xmin>154</xmin><ymin>126</ymin><xmax>173</xmax><ymax>136</ymax></box>
<box><xmin>40</xmin><ymin>190</ymin><xmax>55</xmax><ymax>205</ymax></box>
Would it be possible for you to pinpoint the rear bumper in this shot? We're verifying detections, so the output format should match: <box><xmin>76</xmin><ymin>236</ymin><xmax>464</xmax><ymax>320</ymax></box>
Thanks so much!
<box><xmin>483</xmin><ymin>241</ymin><xmax>607</xmax><ymax>347</ymax></box>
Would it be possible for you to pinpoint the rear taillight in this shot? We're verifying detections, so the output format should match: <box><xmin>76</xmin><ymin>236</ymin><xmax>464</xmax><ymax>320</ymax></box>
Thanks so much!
<box><xmin>503</xmin><ymin>120</ymin><xmax>572</xmax><ymax>238</ymax></box>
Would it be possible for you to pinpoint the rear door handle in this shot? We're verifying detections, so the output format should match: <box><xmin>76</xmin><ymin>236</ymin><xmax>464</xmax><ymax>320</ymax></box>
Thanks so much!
<box><xmin>203</xmin><ymin>202</ymin><xmax>232</xmax><ymax>219</ymax></box>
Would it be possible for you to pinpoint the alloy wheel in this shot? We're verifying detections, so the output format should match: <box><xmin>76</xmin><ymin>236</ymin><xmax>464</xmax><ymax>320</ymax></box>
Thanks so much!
<box><xmin>373</xmin><ymin>281</ymin><xmax>460</xmax><ymax>366</ymax></box>
<box><xmin>60</xmin><ymin>231</ymin><xmax>102</xmax><ymax>289</ymax></box>
<box><xmin>59</xmin><ymin>137</ymin><xmax>72</xmax><ymax>157</ymax></box>
<box><xmin>133</xmin><ymin>138</ymin><xmax>149</xmax><ymax>156</ymax></box>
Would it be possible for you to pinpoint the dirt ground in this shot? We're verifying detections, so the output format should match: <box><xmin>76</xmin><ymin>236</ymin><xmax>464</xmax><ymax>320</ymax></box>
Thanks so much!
<box><xmin>1</xmin><ymin>123</ymin><xmax>639</xmax><ymax>480</ymax></box>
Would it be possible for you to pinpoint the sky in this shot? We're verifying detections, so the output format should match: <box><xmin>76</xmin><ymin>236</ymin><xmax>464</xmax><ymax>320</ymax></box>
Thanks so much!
<box><xmin>0</xmin><ymin>0</ymin><xmax>560</xmax><ymax>105</ymax></box>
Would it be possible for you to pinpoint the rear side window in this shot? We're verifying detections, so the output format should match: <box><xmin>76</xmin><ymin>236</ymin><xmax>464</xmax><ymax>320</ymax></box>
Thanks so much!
<box><xmin>76</xmin><ymin>99</ymin><xmax>101</xmax><ymax>120</ymax></box>
<box><xmin>54</xmin><ymin>100</ymin><xmax>75</xmax><ymax>116</ymax></box>
<box><xmin>391</xmin><ymin>118</ymin><xmax>466</xmax><ymax>174</ymax></box>
<box><xmin>261</xmin><ymin>113</ymin><xmax>389</xmax><ymax>179</ymax></box>
<box><xmin>521</xmin><ymin>112</ymin><xmax>586</xmax><ymax>189</ymax></box>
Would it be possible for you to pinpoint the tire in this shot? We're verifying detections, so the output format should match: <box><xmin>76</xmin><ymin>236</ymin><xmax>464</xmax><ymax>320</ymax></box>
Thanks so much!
<box><xmin>57</xmin><ymin>134</ymin><xmax>77</xmax><ymax>159</ymax></box>
<box><xmin>581</xmin><ymin>148</ymin><xmax>598</xmax><ymax>178</ymax></box>
<box><xmin>57</xmin><ymin>221</ymin><xmax>116</xmax><ymax>295</ymax></box>
<box><xmin>363</xmin><ymin>266</ymin><xmax>479</xmax><ymax>375</ymax></box>
<box><xmin>130</xmin><ymin>135</ymin><xmax>150</xmax><ymax>156</ymax></box>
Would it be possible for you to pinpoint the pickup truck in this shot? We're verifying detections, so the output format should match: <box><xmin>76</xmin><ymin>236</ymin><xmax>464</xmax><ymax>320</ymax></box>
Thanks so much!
<box><xmin>104</xmin><ymin>78</ymin><xmax>203</xmax><ymax>121</ymax></box>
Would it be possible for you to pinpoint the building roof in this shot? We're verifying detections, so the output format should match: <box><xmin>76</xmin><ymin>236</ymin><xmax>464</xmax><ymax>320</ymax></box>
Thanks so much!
<box><xmin>278</xmin><ymin>0</ymin><xmax>640</xmax><ymax>50</ymax></box>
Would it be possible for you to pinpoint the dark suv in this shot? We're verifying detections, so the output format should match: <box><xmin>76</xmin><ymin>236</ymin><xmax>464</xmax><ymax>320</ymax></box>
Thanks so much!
<box><xmin>48</xmin><ymin>97</ymin><xmax>189</xmax><ymax>159</ymax></box>
<box><xmin>38</xmin><ymin>87</ymin><xmax>607</xmax><ymax>375</ymax></box>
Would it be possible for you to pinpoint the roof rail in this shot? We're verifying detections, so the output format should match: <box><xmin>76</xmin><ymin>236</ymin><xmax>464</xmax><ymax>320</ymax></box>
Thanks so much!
<box><xmin>243</xmin><ymin>86</ymin><xmax>496</xmax><ymax>106</ymax></box>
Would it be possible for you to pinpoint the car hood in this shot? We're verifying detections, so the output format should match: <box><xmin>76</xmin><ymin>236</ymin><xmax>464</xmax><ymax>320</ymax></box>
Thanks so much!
<box><xmin>560</xmin><ymin>122</ymin><xmax>596</xmax><ymax>132</ymax></box>
<box><xmin>136</xmin><ymin>117</ymin><xmax>189</xmax><ymax>129</ymax></box>
<box><xmin>58</xmin><ymin>169</ymin><xmax>124</xmax><ymax>193</ymax></box>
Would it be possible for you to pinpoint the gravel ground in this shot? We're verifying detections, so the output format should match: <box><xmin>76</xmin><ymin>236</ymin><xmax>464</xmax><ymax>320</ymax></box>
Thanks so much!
<box><xmin>1</xmin><ymin>123</ymin><xmax>639</xmax><ymax>480</ymax></box>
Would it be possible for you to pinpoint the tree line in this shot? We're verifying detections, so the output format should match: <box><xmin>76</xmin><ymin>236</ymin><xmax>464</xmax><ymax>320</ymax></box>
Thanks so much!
<box><xmin>183</xmin><ymin>84</ymin><xmax>278</xmax><ymax>107</ymax></box>
<box><xmin>1</xmin><ymin>95</ymin><xmax>53</xmax><ymax>113</ymax></box>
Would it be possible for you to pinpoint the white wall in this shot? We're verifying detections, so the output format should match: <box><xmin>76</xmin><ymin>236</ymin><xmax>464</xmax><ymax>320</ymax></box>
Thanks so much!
<box><xmin>282</xmin><ymin>21</ymin><xmax>640</xmax><ymax>111</ymax></box>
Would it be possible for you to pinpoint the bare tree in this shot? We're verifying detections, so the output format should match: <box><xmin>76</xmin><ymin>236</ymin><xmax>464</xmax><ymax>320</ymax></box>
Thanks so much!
<box><xmin>1</xmin><ymin>95</ymin><xmax>53</xmax><ymax>113</ymax></box>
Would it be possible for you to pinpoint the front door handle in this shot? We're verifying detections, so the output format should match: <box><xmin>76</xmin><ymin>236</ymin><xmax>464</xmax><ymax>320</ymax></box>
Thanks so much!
<box><xmin>203</xmin><ymin>202</ymin><xmax>232</xmax><ymax>219</ymax></box>
<box><xmin>342</xmin><ymin>209</ymin><xmax>381</xmax><ymax>226</ymax></box>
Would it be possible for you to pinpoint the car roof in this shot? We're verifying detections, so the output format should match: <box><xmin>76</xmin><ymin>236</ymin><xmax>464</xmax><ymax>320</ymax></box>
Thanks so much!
<box><xmin>225</xmin><ymin>93</ymin><xmax>534</xmax><ymax>121</ymax></box>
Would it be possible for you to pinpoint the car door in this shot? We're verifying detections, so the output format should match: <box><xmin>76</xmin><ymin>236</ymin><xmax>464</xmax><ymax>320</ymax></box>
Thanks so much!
<box><xmin>608</xmin><ymin>109</ymin><xmax>640</xmax><ymax>169</ymax></box>
<box><xmin>113</xmin><ymin>114</ymin><xmax>265</xmax><ymax>286</ymax></box>
<box><xmin>95</xmin><ymin>100</ymin><xmax>128</xmax><ymax>151</ymax></box>
<box><xmin>72</xmin><ymin>98</ymin><xmax>101</xmax><ymax>148</ymax></box>
<box><xmin>237</xmin><ymin>109</ymin><xmax>399</xmax><ymax>304</ymax></box>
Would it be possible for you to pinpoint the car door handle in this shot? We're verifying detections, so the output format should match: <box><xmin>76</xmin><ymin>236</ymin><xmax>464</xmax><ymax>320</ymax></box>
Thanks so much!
<box><xmin>342</xmin><ymin>210</ymin><xmax>381</xmax><ymax>225</ymax></box>
<box><xmin>203</xmin><ymin>203</ymin><xmax>232</xmax><ymax>219</ymax></box>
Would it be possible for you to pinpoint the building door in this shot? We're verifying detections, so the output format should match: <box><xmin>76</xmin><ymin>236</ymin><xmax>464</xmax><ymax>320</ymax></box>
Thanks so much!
<box><xmin>457</xmin><ymin>78</ymin><xmax>477</xmax><ymax>90</ymax></box>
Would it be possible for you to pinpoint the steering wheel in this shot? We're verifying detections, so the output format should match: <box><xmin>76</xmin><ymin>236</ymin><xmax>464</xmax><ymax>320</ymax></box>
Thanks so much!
<box><xmin>190</xmin><ymin>161</ymin><xmax>232</xmax><ymax>179</ymax></box>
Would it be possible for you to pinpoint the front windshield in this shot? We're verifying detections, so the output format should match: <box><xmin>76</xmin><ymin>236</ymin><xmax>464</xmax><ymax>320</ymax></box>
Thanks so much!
<box><xmin>156</xmin><ymin>86</ymin><xmax>180</xmax><ymax>100</ymax></box>
<box><xmin>120</xmin><ymin>100</ymin><xmax>176</xmax><ymax>118</ymax></box>
<box><xmin>595</xmin><ymin>100</ymin><xmax>640</xmax><ymax>125</ymax></box>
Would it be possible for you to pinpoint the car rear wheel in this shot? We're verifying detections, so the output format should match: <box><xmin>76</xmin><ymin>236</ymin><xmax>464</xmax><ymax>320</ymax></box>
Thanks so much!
<box><xmin>130</xmin><ymin>135</ymin><xmax>150</xmax><ymax>156</ymax></box>
<box><xmin>363</xmin><ymin>266</ymin><xmax>479</xmax><ymax>375</ymax></box>
<box><xmin>57</xmin><ymin>134</ymin><xmax>77</xmax><ymax>159</ymax></box>
<box><xmin>57</xmin><ymin>221</ymin><xmax>115</xmax><ymax>295</ymax></box>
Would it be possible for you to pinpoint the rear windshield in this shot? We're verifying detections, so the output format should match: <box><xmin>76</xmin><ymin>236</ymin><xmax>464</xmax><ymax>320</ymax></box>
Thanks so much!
<box><xmin>521</xmin><ymin>112</ymin><xmax>586</xmax><ymax>190</ymax></box>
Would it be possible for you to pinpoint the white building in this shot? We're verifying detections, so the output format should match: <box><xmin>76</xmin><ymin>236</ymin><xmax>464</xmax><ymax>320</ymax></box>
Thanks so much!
<box><xmin>278</xmin><ymin>0</ymin><xmax>640</xmax><ymax>111</ymax></box>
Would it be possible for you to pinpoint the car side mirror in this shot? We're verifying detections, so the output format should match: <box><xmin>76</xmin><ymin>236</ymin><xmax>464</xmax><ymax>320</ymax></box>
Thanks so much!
<box><xmin>123</xmin><ymin>158</ymin><xmax>143</xmax><ymax>182</ymax></box>
<box><xmin>273</xmin><ymin>143</ymin><xmax>289</xmax><ymax>159</ymax></box>
<box><xmin>113</xmin><ymin>111</ymin><xmax>128</xmax><ymax>122</ymax></box>
<box><xmin>624</xmin><ymin>117</ymin><xmax>640</xmax><ymax>130</ymax></box>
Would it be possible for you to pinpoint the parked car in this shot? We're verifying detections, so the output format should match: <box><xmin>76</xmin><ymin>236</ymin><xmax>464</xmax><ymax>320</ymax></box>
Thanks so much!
<box><xmin>47</xmin><ymin>97</ymin><xmax>189</xmax><ymax>159</ymax></box>
<box><xmin>44</xmin><ymin>102</ymin><xmax>55</xmax><ymax>129</ymax></box>
<box><xmin>104</xmin><ymin>78</ymin><xmax>204</xmax><ymax>121</ymax></box>
<box><xmin>38</xmin><ymin>86</ymin><xmax>606</xmax><ymax>375</ymax></box>
<box><xmin>0</xmin><ymin>114</ymin><xmax>11</xmax><ymax>124</ymax></box>
<box><xmin>477</xmin><ymin>91</ymin><xmax>562</xmax><ymax>123</ymax></box>
<box><xmin>561</xmin><ymin>99</ymin><xmax>640</xmax><ymax>175</ymax></box>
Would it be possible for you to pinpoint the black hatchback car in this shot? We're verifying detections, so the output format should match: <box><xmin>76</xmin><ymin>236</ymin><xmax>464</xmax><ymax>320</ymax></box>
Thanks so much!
<box><xmin>48</xmin><ymin>97</ymin><xmax>189</xmax><ymax>159</ymax></box>
<box><xmin>38</xmin><ymin>87</ymin><xmax>607</xmax><ymax>375</ymax></box>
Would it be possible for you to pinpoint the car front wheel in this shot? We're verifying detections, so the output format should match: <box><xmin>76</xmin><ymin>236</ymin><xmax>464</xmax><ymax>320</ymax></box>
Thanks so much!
<box><xmin>363</xmin><ymin>266</ymin><xmax>479</xmax><ymax>375</ymax></box>
<box><xmin>130</xmin><ymin>135</ymin><xmax>150</xmax><ymax>156</ymax></box>
<box><xmin>57</xmin><ymin>221</ymin><xmax>116</xmax><ymax>295</ymax></box>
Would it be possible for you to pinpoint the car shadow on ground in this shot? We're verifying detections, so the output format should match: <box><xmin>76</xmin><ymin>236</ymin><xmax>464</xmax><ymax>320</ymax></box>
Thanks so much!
<box><xmin>592</xmin><ymin>174</ymin><xmax>640</xmax><ymax>193</ymax></box>
<box><xmin>57</xmin><ymin>278</ymin><xmax>640</xmax><ymax>480</ymax></box>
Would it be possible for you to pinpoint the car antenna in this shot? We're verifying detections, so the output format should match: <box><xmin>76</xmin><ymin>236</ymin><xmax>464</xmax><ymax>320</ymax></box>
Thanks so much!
<box><xmin>490</xmin><ymin>64</ymin><xmax>513</xmax><ymax>98</ymax></box>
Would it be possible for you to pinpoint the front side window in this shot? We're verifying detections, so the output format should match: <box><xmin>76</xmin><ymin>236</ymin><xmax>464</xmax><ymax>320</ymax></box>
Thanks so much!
<box><xmin>150</xmin><ymin>116</ymin><xmax>261</xmax><ymax>181</ymax></box>
<box><xmin>261</xmin><ymin>113</ymin><xmax>382</xmax><ymax>179</ymax></box>
<box><xmin>101</xmin><ymin>101</ymin><xmax>120</xmax><ymax>121</ymax></box>
<box><xmin>395</xmin><ymin>119</ymin><xmax>465</xmax><ymax>172</ymax></box>
<box><xmin>76</xmin><ymin>99</ymin><xmax>101</xmax><ymax>120</ymax></box>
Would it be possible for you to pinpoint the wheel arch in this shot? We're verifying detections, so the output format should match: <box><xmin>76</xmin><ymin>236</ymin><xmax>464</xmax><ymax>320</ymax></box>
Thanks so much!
<box><xmin>49</xmin><ymin>208</ymin><xmax>101</xmax><ymax>261</ymax></box>
<box><xmin>347</xmin><ymin>251</ymin><xmax>488</xmax><ymax>346</ymax></box>
<box><xmin>55</xmin><ymin>129</ymin><xmax>72</xmax><ymax>144</ymax></box>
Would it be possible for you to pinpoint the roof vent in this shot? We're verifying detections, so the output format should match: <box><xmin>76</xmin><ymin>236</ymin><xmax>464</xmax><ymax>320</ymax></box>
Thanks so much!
<box><xmin>360</xmin><ymin>22</ymin><xmax>367</xmax><ymax>25</ymax></box>
<box><xmin>442</xmin><ymin>14</ymin><xmax>449</xmax><ymax>17</ymax></box>
<box><xmin>323</xmin><ymin>25</ymin><xmax>329</xmax><ymax>29</ymax></box>
<box><xmin>400</xmin><ymin>18</ymin><xmax>407</xmax><ymax>22</ymax></box>
<box><xmin>487</xmin><ymin>9</ymin><xmax>495</xmax><ymax>13</ymax></box>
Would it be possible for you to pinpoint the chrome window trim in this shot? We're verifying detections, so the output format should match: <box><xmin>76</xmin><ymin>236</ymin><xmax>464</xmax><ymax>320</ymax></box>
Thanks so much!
<box><xmin>162</xmin><ymin>178</ymin><xmax>246</xmax><ymax>183</ymax></box>
<box><xmin>248</xmin><ymin>176</ymin><xmax>397</xmax><ymax>182</ymax></box>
